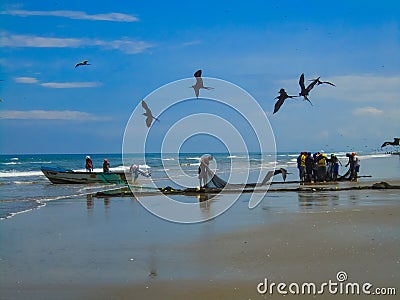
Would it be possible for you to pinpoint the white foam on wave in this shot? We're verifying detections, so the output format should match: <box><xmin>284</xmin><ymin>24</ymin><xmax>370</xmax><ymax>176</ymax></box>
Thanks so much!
<box><xmin>359</xmin><ymin>153</ymin><xmax>391</xmax><ymax>160</ymax></box>
<box><xmin>227</xmin><ymin>155</ymin><xmax>247</xmax><ymax>159</ymax></box>
<box><xmin>187</xmin><ymin>157</ymin><xmax>201</xmax><ymax>161</ymax></box>
<box><xmin>1</xmin><ymin>162</ymin><xmax>21</xmax><ymax>165</ymax></box>
<box><xmin>0</xmin><ymin>170</ymin><xmax>43</xmax><ymax>178</ymax></box>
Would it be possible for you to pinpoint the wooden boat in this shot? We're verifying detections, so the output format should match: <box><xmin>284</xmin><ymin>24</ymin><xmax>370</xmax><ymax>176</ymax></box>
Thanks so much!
<box><xmin>41</xmin><ymin>166</ymin><xmax>128</xmax><ymax>184</ymax></box>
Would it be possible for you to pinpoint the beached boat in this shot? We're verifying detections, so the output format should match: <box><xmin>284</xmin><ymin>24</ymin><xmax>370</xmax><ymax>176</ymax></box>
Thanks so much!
<box><xmin>41</xmin><ymin>166</ymin><xmax>128</xmax><ymax>184</ymax></box>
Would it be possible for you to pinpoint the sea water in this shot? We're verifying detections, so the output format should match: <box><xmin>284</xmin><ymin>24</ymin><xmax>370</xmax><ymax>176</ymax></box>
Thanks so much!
<box><xmin>0</xmin><ymin>152</ymin><xmax>399</xmax><ymax>219</ymax></box>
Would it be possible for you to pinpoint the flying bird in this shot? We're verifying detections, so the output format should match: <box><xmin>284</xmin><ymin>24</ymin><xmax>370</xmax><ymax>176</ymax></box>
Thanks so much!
<box><xmin>273</xmin><ymin>88</ymin><xmax>298</xmax><ymax>114</ymax></box>
<box><xmin>75</xmin><ymin>60</ymin><xmax>90</xmax><ymax>68</ymax></box>
<box><xmin>381</xmin><ymin>138</ymin><xmax>400</xmax><ymax>148</ymax></box>
<box><xmin>299</xmin><ymin>73</ymin><xmax>318</xmax><ymax>106</ymax></box>
<box><xmin>309</xmin><ymin>78</ymin><xmax>336</xmax><ymax>86</ymax></box>
<box><xmin>262</xmin><ymin>168</ymin><xmax>290</xmax><ymax>184</ymax></box>
<box><xmin>192</xmin><ymin>69</ymin><xmax>213</xmax><ymax>98</ymax></box>
<box><xmin>141</xmin><ymin>100</ymin><xmax>159</xmax><ymax>128</ymax></box>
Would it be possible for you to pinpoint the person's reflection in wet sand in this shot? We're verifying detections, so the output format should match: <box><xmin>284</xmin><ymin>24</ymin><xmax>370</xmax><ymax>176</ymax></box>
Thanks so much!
<box><xmin>103</xmin><ymin>197</ymin><xmax>110</xmax><ymax>209</ymax></box>
<box><xmin>86</xmin><ymin>194</ymin><xmax>94</xmax><ymax>210</ymax></box>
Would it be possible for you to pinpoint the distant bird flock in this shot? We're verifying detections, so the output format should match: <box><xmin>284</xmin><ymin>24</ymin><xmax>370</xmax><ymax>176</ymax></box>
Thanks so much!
<box><xmin>273</xmin><ymin>73</ymin><xmax>336</xmax><ymax>114</ymax></box>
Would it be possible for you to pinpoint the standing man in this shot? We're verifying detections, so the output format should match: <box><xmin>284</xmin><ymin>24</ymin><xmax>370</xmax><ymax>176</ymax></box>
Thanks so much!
<box><xmin>85</xmin><ymin>156</ymin><xmax>93</xmax><ymax>172</ymax></box>
<box><xmin>297</xmin><ymin>152</ymin><xmax>307</xmax><ymax>184</ymax></box>
<box><xmin>198</xmin><ymin>155</ymin><xmax>214</xmax><ymax>188</ymax></box>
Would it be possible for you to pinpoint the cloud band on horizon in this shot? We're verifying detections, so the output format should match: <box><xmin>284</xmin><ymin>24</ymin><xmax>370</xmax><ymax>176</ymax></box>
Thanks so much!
<box><xmin>0</xmin><ymin>110</ymin><xmax>110</xmax><ymax>121</ymax></box>
<box><xmin>0</xmin><ymin>32</ymin><xmax>153</xmax><ymax>54</ymax></box>
<box><xmin>0</xmin><ymin>9</ymin><xmax>139</xmax><ymax>22</ymax></box>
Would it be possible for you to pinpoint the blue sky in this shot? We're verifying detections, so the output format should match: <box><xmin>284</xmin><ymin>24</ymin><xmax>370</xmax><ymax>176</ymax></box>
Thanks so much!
<box><xmin>0</xmin><ymin>0</ymin><xmax>399</xmax><ymax>154</ymax></box>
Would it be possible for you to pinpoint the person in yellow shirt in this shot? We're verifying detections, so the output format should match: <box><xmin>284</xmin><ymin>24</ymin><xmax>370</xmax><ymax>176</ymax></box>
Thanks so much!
<box><xmin>316</xmin><ymin>151</ymin><xmax>328</xmax><ymax>182</ymax></box>
<box><xmin>297</xmin><ymin>152</ymin><xmax>307</xmax><ymax>184</ymax></box>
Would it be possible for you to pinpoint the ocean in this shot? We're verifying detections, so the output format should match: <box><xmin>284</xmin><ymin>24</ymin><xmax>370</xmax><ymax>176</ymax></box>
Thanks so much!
<box><xmin>1</xmin><ymin>152</ymin><xmax>399</xmax><ymax>220</ymax></box>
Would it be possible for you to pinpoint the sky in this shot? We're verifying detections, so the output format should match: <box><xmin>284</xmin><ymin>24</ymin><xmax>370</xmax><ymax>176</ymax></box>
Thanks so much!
<box><xmin>0</xmin><ymin>0</ymin><xmax>399</xmax><ymax>154</ymax></box>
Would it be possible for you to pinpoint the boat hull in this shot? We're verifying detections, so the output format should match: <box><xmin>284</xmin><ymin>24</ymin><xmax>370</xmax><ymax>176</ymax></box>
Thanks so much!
<box><xmin>41</xmin><ymin>166</ymin><xmax>128</xmax><ymax>184</ymax></box>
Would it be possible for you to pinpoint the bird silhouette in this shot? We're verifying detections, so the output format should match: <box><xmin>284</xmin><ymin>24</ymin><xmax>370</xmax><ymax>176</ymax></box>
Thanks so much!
<box><xmin>273</xmin><ymin>88</ymin><xmax>298</xmax><ymax>114</ymax></box>
<box><xmin>141</xmin><ymin>100</ymin><xmax>159</xmax><ymax>128</ymax></box>
<box><xmin>192</xmin><ymin>69</ymin><xmax>213</xmax><ymax>98</ymax></box>
<box><xmin>75</xmin><ymin>60</ymin><xmax>90</xmax><ymax>68</ymax></box>
<box><xmin>262</xmin><ymin>168</ymin><xmax>290</xmax><ymax>184</ymax></box>
<box><xmin>381</xmin><ymin>138</ymin><xmax>400</xmax><ymax>148</ymax></box>
<box><xmin>309</xmin><ymin>78</ymin><xmax>336</xmax><ymax>86</ymax></box>
<box><xmin>299</xmin><ymin>73</ymin><xmax>318</xmax><ymax>106</ymax></box>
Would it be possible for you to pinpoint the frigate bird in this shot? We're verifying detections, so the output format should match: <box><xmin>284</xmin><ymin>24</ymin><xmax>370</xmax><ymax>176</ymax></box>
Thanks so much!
<box><xmin>262</xmin><ymin>168</ymin><xmax>290</xmax><ymax>184</ymax></box>
<box><xmin>141</xmin><ymin>100</ymin><xmax>159</xmax><ymax>128</ymax></box>
<box><xmin>309</xmin><ymin>78</ymin><xmax>336</xmax><ymax>86</ymax></box>
<box><xmin>298</xmin><ymin>73</ymin><xmax>318</xmax><ymax>105</ymax></box>
<box><xmin>273</xmin><ymin>88</ymin><xmax>298</xmax><ymax>114</ymax></box>
<box><xmin>75</xmin><ymin>60</ymin><xmax>90</xmax><ymax>68</ymax></box>
<box><xmin>192</xmin><ymin>69</ymin><xmax>213</xmax><ymax>98</ymax></box>
<box><xmin>381</xmin><ymin>138</ymin><xmax>400</xmax><ymax>148</ymax></box>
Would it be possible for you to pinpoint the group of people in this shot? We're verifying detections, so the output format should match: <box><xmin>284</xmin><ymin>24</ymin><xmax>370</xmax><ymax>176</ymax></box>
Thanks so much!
<box><xmin>297</xmin><ymin>151</ymin><xmax>360</xmax><ymax>183</ymax></box>
<box><xmin>85</xmin><ymin>155</ymin><xmax>151</xmax><ymax>184</ymax></box>
<box><xmin>85</xmin><ymin>156</ymin><xmax>110</xmax><ymax>173</ymax></box>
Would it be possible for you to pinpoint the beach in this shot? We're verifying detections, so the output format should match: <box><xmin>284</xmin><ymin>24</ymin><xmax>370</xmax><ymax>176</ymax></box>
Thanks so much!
<box><xmin>1</xmin><ymin>184</ymin><xmax>399</xmax><ymax>299</ymax></box>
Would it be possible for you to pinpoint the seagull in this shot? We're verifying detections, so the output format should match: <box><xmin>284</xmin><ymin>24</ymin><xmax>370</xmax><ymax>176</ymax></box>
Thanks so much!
<box><xmin>273</xmin><ymin>88</ymin><xmax>298</xmax><ymax>114</ymax></box>
<box><xmin>262</xmin><ymin>168</ymin><xmax>290</xmax><ymax>184</ymax></box>
<box><xmin>381</xmin><ymin>138</ymin><xmax>400</xmax><ymax>148</ymax></box>
<box><xmin>75</xmin><ymin>60</ymin><xmax>90</xmax><ymax>68</ymax></box>
<box><xmin>309</xmin><ymin>78</ymin><xmax>336</xmax><ymax>86</ymax></box>
<box><xmin>192</xmin><ymin>69</ymin><xmax>213</xmax><ymax>98</ymax></box>
<box><xmin>299</xmin><ymin>73</ymin><xmax>318</xmax><ymax>106</ymax></box>
<box><xmin>141</xmin><ymin>100</ymin><xmax>159</xmax><ymax>128</ymax></box>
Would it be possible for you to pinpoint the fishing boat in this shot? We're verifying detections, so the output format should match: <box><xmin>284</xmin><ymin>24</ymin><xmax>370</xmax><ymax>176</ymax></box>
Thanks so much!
<box><xmin>41</xmin><ymin>166</ymin><xmax>128</xmax><ymax>184</ymax></box>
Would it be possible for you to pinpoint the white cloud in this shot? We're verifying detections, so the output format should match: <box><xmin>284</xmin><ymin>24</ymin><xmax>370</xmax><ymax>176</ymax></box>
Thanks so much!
<box><xmin>0</xmin><ymin>34</ymin><xmax>82</xmax><ymax>48</ymax></box>
<box><xmin>40</xmin><ymin>82</ymin><xmax>101</xmax><ymax>88</ymax></box>
<box><xmin>0</xmin><ymin>32</ymin><xmax>153</xmax><ymax>54</ymax></box>
<box><xmin>92</xmin><ymin>38</ymin><xmax>153</xmax><ymax>54</ymax></box>
<box><xmin>0</xmin><ymin>9</ymin><xmax>139</xmax><ymax>22</ymax></box>
<box><xmin>353</xmin><ymin>106</ymin><xmax>384</xmax><ymax>116</ymax></box>
<box><xmin>14</xmin><ymin>76</ymin><xmax>39</xmax><ymax>83</ymax></box>
<box><xmin>181</xmin><ymin>40</ymin><xmax>201</xmax><ymax>47</ymax></box>
<box><xmin>0</xmin><ymin>110</ymin><xmax>109</xmax><ymax>121</ymax></box>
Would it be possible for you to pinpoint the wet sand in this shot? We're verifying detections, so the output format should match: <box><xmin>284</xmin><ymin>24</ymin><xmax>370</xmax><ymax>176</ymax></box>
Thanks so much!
<box><xmin>1</xmin><ymin>190</ymin><xmax>399</xmax><ymax>299</ymax></box>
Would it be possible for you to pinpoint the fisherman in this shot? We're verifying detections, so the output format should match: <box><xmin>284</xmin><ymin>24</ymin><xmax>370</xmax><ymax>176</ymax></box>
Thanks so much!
<box><xmin>130</xmin><ymin>164</ymin><xmax>151</xmax><ymax>184</ymax></box>
<box><xmin>85</xmin><ymin>156</ymin><xmax>93</xmax><ymax>172</ymax></box>
<box><xmin>198</xmin><ymin>155</ymin><xmax>214</xmax><ymax>188</ymax></box>
<box><xmin>103</xmin><ymin>159</ymin><xmax>110</xmax><ymax>173</ymax></box>
<box><xmin>315</xmin><ymin>151</ymin><xmax>328</xmax><ymax>182</ymax></box>
<box><xmin>297</xmin><ymin>152</ymin><xmax>307</xmax><ymax>184</ymax></box>
<box><xmin>344</xmin><ymin>153</ymin><xmax>355</xmax><ymax>180</ymax></box>
<box><xmin>329</xmin><ymin>153</ymin><xmax>341</xmax><ymax>181</ymax></box>
<box><xmin>352</xmin><ymin>152</ymin><xmax>360</xmax><ymax>182</ymax></box>
<box><xmin>305</xmin><ymin>152</ymin><xmax>314</xmax><ymax>183</ymax></box>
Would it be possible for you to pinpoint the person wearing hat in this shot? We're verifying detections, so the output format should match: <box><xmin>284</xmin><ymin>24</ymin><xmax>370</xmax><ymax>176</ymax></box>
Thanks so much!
<box><xmin>85</xmin><ymin>156</ymin><xmax>93</xmax><ymax>172</ymax></box>
<box><xmin>103</xmin><ymin>159</ymin><xmax>110</xmax><ymax>173</ymax></box>
<box><xmin>130</xmin><ymin>164</ymin><xmax>151</xmax><ymax>184</ymax></box>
